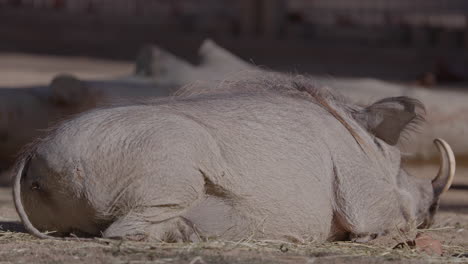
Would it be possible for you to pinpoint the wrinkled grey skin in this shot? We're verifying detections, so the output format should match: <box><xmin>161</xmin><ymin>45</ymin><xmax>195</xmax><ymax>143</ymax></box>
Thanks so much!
<box><xmin>14</xmin><ymin>74</ymin><xmax>445</xmax><ymax>243</ymax></box>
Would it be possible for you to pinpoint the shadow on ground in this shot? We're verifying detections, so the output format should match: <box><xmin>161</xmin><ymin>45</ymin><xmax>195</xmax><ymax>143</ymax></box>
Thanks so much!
<box><xmin>0</xmin><ymin>221</ymin><xmax>26</xmax><ymax>233</ymax></box>
<box><xmin>451</xmin><ymin>184</ymin><xmax>468</xmax><ymax>191</ymax></box>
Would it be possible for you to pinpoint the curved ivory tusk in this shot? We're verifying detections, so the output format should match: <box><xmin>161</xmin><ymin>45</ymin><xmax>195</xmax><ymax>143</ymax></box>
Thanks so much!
<box><xmin>432</xmin><ymin>138</ymin><xmax>456</xmax><ymax>197</ymax></box>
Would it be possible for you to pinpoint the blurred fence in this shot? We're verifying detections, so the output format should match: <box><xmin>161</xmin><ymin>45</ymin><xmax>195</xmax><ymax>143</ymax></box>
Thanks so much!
<box><xmin>1</xmin><ymin>0</ymin><xmax>468</xmax><ymax>46</ymax></box>
<box><xmin>2</xmin><ymin>0</ymin><xmax>467</xmax><ymax>28</ymax></box>
<box><xmin>288</xmin><ymin>0</ymin><xmax>468</xmax><ymax>29</ymax></box>
<box><xmin>0</xmin><ymin>0</ymin><xmax>239</xmax><ymax>34</ymax></box>
<box><xmin>0</xmin><ymin>0</ymin><xmax>236</xmax><ymax>20</ymax></box>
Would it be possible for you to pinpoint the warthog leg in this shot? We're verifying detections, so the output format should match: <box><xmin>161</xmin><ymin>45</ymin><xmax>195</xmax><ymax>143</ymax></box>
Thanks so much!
<box><xmin>102</xmin><ymin>213</ymin><xmax>201</xmax><ymax>242</ymax></box>
<box><xmin>349</xmin><ymin>231</ymin><xmax>386</xmax><ymax>243</ymax></box>
<box><xmin>101</xmin><ymin>162</ymin><xmax>208</xmax><ymax>242</ymax></box>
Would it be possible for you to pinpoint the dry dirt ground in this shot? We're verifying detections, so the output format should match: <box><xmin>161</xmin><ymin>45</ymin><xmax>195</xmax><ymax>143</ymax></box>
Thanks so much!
<box><xmin>0</xmin><ymin>54</ymin><xmax>467</xmax><ymax>263</ymax></box>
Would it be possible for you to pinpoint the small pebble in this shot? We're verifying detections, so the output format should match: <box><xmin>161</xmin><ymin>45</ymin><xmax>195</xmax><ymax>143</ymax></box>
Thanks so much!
<box><xmin>414</xmin><ymin>233</ymin><xmax>443</xmax><ymax>256</ymax></box>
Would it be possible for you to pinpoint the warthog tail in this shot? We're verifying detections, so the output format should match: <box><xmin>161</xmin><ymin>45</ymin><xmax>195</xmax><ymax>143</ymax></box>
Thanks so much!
<box><xmin>13</xmin><ymin>155</ymin><xmax>55</xmax><ymax>239</ymax></box>
<box><xmin>13</xmin><ymin>156</ymin><xmax>96</xmax><ymax>241</ymax></box>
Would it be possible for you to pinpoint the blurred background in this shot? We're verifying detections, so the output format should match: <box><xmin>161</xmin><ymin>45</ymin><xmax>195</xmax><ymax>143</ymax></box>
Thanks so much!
<box><xmin>1</xmin><ymin>0</ymin><xmax>468</xmax><ymax>82</ymax></box>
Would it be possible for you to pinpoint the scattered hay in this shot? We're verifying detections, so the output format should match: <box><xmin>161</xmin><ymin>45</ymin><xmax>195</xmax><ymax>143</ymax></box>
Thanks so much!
<box><xmin>0</xmin><ymin>229</ymin><xmax>467</xmax><ymax>263</ymax></box>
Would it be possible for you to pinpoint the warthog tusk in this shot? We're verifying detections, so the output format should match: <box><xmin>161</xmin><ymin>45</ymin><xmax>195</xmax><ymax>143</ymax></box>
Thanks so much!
<box><xmin>432</xmin><ymin>138</ymin><xmax>456</xmax><ymax>197</ymax></box>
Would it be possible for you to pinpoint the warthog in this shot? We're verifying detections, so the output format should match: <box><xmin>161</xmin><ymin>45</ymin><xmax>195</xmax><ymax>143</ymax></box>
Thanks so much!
<box><xmin>13</xmin><ymin>73</ymin><xmax>455</xmax><ymax>243</ymax></box>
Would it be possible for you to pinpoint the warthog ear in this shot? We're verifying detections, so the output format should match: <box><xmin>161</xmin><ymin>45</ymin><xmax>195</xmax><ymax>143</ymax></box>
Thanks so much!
<box><xmin>354</xmin><ymin>96</ymin><xmax>425</xmax><ymax>145</ymax></box>
<box><xmin>49</xmin><ymin>74</ymin><xmax>89</xmax><ymax>106</ymax></box>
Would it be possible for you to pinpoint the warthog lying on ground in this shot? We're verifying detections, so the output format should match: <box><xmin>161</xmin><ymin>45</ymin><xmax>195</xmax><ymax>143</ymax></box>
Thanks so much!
<box><xmin>13</xmin><ymin>73</ymin><xmax>455</xmax><ymax>242</ymax></box>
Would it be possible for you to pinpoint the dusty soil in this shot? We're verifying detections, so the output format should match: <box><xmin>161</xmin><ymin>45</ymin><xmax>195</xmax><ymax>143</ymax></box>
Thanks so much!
<box><xmin>0</xmin><ymin>54</ymin><xmax>467</xmax><ymax>264</ymax></box>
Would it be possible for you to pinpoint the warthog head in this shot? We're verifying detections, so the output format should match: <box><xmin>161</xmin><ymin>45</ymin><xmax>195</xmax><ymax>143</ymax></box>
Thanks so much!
<box><xmin>352</xmin><ymin>96</ymin><xmax>455</xmax><ymax>230</ymax></box>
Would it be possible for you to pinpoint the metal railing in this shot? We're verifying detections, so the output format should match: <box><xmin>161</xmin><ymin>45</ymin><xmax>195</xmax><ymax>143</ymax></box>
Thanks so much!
<box><xmin>0</xmin><ymin>0</ymin><xmax>235</xmax><ymax>17</ymax></box>
<box><xmin>0</xmin><ymin>0</ymin><xmax>238</xmax><ymax>32</ymax></box>
<box><xmin>3</xmin><ymin>0</ymin><xmax>467</xmax><ymax>29</ymax></box>
<box><xmin>288</xmin><ymin>0</ymin><xmax>468</xmax><ymax>28</ymax></box>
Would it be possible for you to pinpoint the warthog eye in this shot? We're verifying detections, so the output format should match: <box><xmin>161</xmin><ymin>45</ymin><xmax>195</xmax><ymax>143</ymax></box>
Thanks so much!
<box><xmin>31</xmin><ymin>181</ymin><xmax>41</xmax><ymax>191</ymax></box>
